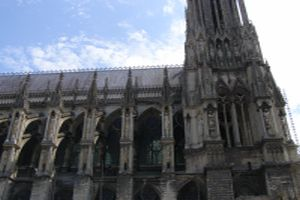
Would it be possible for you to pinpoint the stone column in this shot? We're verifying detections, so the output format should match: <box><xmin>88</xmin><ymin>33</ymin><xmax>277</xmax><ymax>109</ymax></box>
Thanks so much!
<box><xmin>30</xmin><ymin>142</ymin><xmax>55</xmax><ymax>200</ymax></box>
<box><xmin>231</xmin><ymin>103</ymin><xmax>241</xmax><ymax>147</ymax></box>
<box><xmin>204</xmin><ymin>103</ymin><xmax>225</xmax><ymax>168</ymax></box>
<box><xmin>258</xmin><ymin>101</ymin><xmax>277</xmax><ymax>138</ymax></box>
<box><xmin>73</xmin><ymin>109</ymin><xmax>98</xmax><ymax>200</ymax></box>
<box><xmin>240</xmin><ymin>102</ymin><xmax>252</xmax><ymax>146</ymax></box>
<box><xmin>204</xmin><ymin>103</ymin><xmax>220</xmax><ymax>141</ymax></box>
<box><xmin>222</xmin><ymin>103</ymin><xmax>231</xmax><ymax>148</ymax></box>
<box><xmin>117</xmin><ymin>107</ymin><xmax>134</xmax><ymax>200</ymax></box>
<box><xmin>160</xmin><ymin>178</ymin><xmax>177</xmax><ymax>200</ymax></box>
<box><xmin>31</xmin><ymin>110</ymin><xmax>60</xmax><ymax>200</ymax></box>
<box><xmin>184</xmin><ymin>109</ymin><xmax>200</xmax><ymax>149</ymax></box>
<box><xmin>0</xmin><ymin>110</ymin><xmax>26</xmax><ymax>200</ymax></box>
<box><xmin>119</xmin><ymin>107</ymin><xmax>134</xmax><ymax>174</ymax></box>
<box><xmin>0</xmin><ymin>143</ymin><xmax>17</xmax><ymax>200</ymax></box>
<box><xmin>161</xmin><ymin>105</ymin><xmax>175</xmax><ymax>174</ymax></box>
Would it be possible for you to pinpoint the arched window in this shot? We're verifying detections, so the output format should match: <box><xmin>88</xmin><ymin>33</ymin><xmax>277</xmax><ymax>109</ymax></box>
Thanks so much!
<box><xmin>54</xmin><ymin>114</ymin><xmax>83</xmax><ymax>173</ymax></box>
<box><xmin>217</xmin><ymin>82</ymin><xmax>252</xmax><ymax>148</ymax></box>
<box><xmin>55</xmin><ymin>119</ymin><xmax>73</xmax><ymax>169</ymax></box>
<box><xmin>177</xmin><ymin>181</ymin><xmax>202</xmax><ymax>200</ymax></box>
<box><xmin>94</xmin><ymin>133</ymin><xmax>104</xmax><ymax>176</ymax></box>
<box><xmin>94</xmin><ymin>110</ymin><xmax>121</xmax><ymax>176</ymax></box>
<box><xmin>173</xmin><ymin>111</ymin><xmax>185</xmax><ymax>171</ymax></box>
<box><xmin>17</xmin><ymin>120</ymin><xmax>42</xmax><ymax>177</ymax></box>
<box><xmin>134</xmin><ymin>185</ymin><xmax>160</xmax><ymax>200</ymax></box>
<box><xmin>135</xmin><ymin>108</ymin><xmax>162</xmax><ymax>172</ymax></box>
<box><xmin>104</xmin><ymin>115</ymin><xmax>121</xmax><ymax>176</ymax></box>
<box><xmin>218</xmin><ymin>96</ymin><xmax>235</xmax><ymax>148</ymax></box>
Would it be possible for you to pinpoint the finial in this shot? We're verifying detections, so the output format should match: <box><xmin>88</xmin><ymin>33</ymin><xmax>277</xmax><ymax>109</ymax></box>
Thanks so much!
<box><xmin>87</xmin><ymin>71</ymin><xmax>98</xmax><ymax>107</ymax></box>
<box><xmin>162</xmin><ymin>67</ymin><xmax>171</xmax><ymax>104</ymax></box>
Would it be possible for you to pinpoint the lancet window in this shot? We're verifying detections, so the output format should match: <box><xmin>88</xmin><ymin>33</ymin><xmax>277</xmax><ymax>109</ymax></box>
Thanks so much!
<box><xmin>16</xmin><ymin>120</ymin><xmax>43</xmax><ymax>177</ymax></box>
<box><xmin>174</xmin><ymin>111</ymin><xmax>185</xmax><ymax>171</ymax></box>
<box><xmin>94</xmin><ymin>110</ymin><xmax>121</xmax><ymax>176</ymax></box>
<box><xmin>54</xmin><ymin>115</ymin><xmax>83</xmax><ymax>173</ymax></box>
<box><xmin>217</xmin><ymin>83</ymin><xmax>253</xmax><ymax>147</ymax></box>
<box><xmin>135</xmin><ymin>108</ymin><xmax>162</xmax><ymax>172</ymax></box>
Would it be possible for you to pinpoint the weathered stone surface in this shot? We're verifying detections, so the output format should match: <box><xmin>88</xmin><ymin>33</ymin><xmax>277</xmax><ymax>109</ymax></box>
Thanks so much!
<box><xmin>0</xmin><ymin>0</ymin><xmax>298</xmax><ymax>200</ymax></box>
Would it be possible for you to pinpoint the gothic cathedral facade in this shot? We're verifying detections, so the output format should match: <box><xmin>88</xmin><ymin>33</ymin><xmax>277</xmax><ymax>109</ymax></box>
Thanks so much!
<box><xmin>0</xmin><ymin>0</ymin><xmax>299</xmax><ymax>200</ymax></box>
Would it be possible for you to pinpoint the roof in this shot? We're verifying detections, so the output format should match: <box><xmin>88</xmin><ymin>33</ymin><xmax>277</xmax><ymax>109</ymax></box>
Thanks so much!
<box><xmin>0</xmin><ymin>65</ymin><xmax>183</xmax><ymax>95</ymax></box>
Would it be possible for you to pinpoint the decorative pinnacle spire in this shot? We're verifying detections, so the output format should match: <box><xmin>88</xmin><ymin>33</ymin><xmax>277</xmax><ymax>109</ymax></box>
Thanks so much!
<box><xmin>15</xmin><ymin>73</ymin><xmax>31</xmax><ymax>109</ymax></box>
<box><xmin>162</xmin><ymin>67</ymin><xmax>171</xmax><ymax>104</ymax></box>
<box><xmin>126</xmin><ymin>68</ymin><xmax>132</xmax><ymax>90</ymax></box>
<box><xmin>102</xmin><ymin>77</ymin><xmax>109</xmax><ymax>104</ymax></box>
<box><xmin>55</xmin><ymin>72</ymin><xmax>64</xmax><ymax>92</ymax></box>
<box><xmin>87</xmin><ymin>71</ymin><xmax>98</xmax><ymax>107</ymax></box>
<box><xmin>49</xmin><ymin>72</ymin><xmax>64</xmax><ymax>107</ymax></box>
<box><xmin>124</xmin><ymin>68</ymin><xmax>135</xmax><ymax>106</ymax></box>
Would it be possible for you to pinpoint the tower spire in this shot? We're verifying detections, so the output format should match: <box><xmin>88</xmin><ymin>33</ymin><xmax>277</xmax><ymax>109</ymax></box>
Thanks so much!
<box><xmin>185</xmin><ymin>0</ymin><xmax>262</xmax><ymax>70</ymax></box>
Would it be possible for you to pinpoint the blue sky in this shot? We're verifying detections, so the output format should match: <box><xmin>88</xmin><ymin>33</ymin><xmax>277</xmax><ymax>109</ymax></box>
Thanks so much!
<box><xmin>0</xmin><ymin>0</ymin><xmax>186</xmax><ymax>71</ymax></box>
<box><xmin>0</xmin><ymin>0</ymin><xmax>300</xmax><ymax>143</ymax></box>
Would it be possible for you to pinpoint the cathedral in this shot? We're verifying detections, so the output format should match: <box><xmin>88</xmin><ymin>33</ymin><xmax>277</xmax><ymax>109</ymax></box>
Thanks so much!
<box><xmin>0</xmin><ymin>0</ymin><xmax>299</xmax><ymax>199</ymax></box>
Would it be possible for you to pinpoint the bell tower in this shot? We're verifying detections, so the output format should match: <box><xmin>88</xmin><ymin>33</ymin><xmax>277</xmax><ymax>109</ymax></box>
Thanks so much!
<box><xmin>183</xmin><ymin>0</ymin><xmax>300</xmax><ymax>199</ymax></box>
<box><xmin>184</xmin><ymin>0</ymin><xmax>263</xmax><ymax>70</ymax></box>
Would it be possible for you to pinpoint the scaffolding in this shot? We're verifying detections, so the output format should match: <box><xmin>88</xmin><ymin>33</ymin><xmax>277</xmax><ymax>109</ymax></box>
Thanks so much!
<box><xmin>282</xmin><ymin>90</ymin><xmax>300</xmax><ymax>153</ymax></box>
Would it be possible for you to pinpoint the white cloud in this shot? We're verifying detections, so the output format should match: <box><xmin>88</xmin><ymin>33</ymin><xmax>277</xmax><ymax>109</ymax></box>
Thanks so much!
<box><xmin>3</xmin><ymin>0</ymin><xmax>300</xmax><ymax>144</ymax></box>
<box><xmin>128</xmin><ymin>30</ymin><xmax>148</xmax><ymax>42</ymax></box>
<box><xmin>0</xmin><ymin>18</ymin><xmax>185</xmax><ymax>71</ymax></box>
<box><xmin>163</xmin><ymin>0</ymin><xmax>176</xmax><ymax>15</ymax></box>
<box><xmin>65</xmin><ymin>0</ymin><xmax>92</xmax><ymax>18</ymax></box>
<box><xmin>117</xmin><ymin>21</ymin><xmax>132</xmax><ymax>29</ymax></box>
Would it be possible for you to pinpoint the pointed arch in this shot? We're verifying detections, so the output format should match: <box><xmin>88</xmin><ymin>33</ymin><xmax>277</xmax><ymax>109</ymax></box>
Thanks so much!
<box><xmin>54</xmin><ymin>113</ymin><xmax>84</xmax><ymax>173</ymax></box>
<box><xmin>94</xmin><ymin>109</ymin><xmax>122</xmax><ymax>176</ymax></box>
<box><xmin>173</xmin><ymin>110</ymin><xmax>185</xmax><ymax>171</ymax></box>
<box><xmin>177</xmin><ymin>181</ymin><xmax>204</xmax><ymax>200</ymax></box>
<box><xmin>54</xmin><ymin>118</ymin><xmax>73</xmax><ymax>170</ymax></box>
<box><xmin>233</xmin><ymin>78</ymin><xmax>248</xmax><ymax>96</ymax></box>
<box><xmin>216</xmin><ymin>79</ymin><xmax>230</xmax><ymax>96</ymax></box>
<box><xmin>217</xmin><ymin>76</ymin><xmax>253</xmax><ymax>147</ymax></box>
<box><xmin>103</xmin><ymin>109</ymin><xmax>122</xmax><ymax>136</ymax></box>
<box><xmin>135</xmin><ymin>107</ymin><xmax>162</xmax><ymax>172</ymax></box>
<box><xmin>134</xmin><ymin>184</ymin><xmax>160</xmax><ymax>200</ymax></box>
<box><xmin>16</xmin><ymin>119</ymin><xmax>43</xmax><ymax>177</ymax></box>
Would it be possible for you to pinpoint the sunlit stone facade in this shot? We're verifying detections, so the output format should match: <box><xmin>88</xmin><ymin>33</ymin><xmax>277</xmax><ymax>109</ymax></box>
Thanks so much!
<box><xmin>0</xmin><ymin>0</ymin><xmax>299</xmax><ymax>199</ymax></box>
